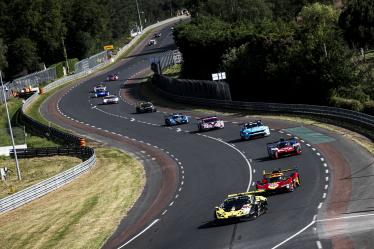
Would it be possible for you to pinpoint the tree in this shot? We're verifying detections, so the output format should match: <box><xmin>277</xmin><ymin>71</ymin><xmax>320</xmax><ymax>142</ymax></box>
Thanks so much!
<box><xmin>339</xmin><ymin>0</ymin><xmax>374</xmax><ymax>49</ymax></box>
<box><xmin>0</xmin><ymin>38</ymin><xmax>7</xmax><ymax>72</ymax></box>
<box><xmin>7</xmin><ymin>37</ymin><xmax>40</xmax><ymax>77</ymax></box>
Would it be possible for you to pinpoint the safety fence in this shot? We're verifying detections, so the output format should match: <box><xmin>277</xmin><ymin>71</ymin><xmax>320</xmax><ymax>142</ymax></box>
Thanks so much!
<box><xmin>0</xmin><ymin>153</ymin><xmax>96</xmax><ymax>212</ymax></box>
<box><xmin>153</xmin><ymin>77</ymin><xmax>374</xmax><ymax>140</ymax></box>
<box><xmin>11</xmin><ymin>67</ymin><xmax>57</xmax><ymax>91</ymax></box>
<box><xmin>153</xmin><ymin>74</ymin><xmax>232</xmax><ymax>101</ymax></box>
<box><xmin>6</xmin><ymin>15</ymin><xmax>189</xmax><ymax>94</ymax></box>
<box><xmin>10</xmin><ymin>147</ymin><xmax>93</xmax><ymax>159</ymax></box>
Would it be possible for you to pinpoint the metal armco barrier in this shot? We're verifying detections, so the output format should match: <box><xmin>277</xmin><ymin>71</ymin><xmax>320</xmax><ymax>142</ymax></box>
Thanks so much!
<box><xmin>153</xmin><ymin>80</ymin><xmax>374</xmax><ymax>140</ymax></box>
<box><xmin>0</xmin><ymin>154</ymin><xmax>95</xmax><ymax>212</ymax></box>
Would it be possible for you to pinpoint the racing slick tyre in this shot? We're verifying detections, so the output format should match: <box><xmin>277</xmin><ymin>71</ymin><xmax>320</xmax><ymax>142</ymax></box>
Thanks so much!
<box><xmin>288</xmin><ymin>184</ymin><xmax>295</xmax><ymax>192</ymax></box>
<box><xmin>274</xmin><ymin>151</ymin><xmax>279</xmax><ymax>159</ymax></box>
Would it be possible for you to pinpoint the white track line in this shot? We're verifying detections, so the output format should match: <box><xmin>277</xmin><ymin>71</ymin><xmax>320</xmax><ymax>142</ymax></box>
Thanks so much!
<box><xmin>271</xmin><ymin>221</ymin><xmax>315</xmax><ymax>249</ymax></box>
<box><xmin>203</xmin><ymin>135</ymin><xmax>252</xmax><ymax>191</ymax></box>
<box><xmin>117</xmin><ymin>219</ymin><xmax>160</xmax><ymax>249</ymax></box>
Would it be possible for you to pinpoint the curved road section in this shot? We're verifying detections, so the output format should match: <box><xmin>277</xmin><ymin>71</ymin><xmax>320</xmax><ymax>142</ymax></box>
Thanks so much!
<box><xmin>41</xmin><ymin>23</ymin><xmax>374</xmax><ymax>249</ymax></box>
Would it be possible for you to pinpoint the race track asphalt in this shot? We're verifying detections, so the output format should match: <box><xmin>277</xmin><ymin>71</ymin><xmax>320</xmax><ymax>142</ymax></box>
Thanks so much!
<box><xmin>40</xmin><ymin>21</ymin><xmax>374</xmax><ymax>249</ymax></box>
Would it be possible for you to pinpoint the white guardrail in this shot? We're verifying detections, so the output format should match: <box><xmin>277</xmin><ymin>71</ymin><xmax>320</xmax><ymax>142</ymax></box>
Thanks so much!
<box><xmin>0</xmin><ymin>15</ymin><xmax>188</xmax><ymax>213</ymax></box>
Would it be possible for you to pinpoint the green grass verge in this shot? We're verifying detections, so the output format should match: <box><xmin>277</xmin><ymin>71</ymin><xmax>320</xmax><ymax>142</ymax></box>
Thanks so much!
<box><xmin>0</xmin><ymin>147</ymin><xmax>145</xmax><ymax>249</ymax></box>
<box><xmin>0</xmin><ymin>155</ymin><xmax>82</xmax><ymax>198</ymax></box>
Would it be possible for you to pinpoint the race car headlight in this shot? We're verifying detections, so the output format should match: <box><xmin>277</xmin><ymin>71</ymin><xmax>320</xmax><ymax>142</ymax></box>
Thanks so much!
<box><xmin>285</xmin><ymin>184</ymin><xmax>290</xmax><ymax>188</ymax></box>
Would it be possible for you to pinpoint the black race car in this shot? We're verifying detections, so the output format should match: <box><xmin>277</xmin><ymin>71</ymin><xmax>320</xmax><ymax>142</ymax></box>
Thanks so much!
<box><xmin>136</xmin><ymin>102</ymin><xmax>157</xmax><ymax>113</ymax></box>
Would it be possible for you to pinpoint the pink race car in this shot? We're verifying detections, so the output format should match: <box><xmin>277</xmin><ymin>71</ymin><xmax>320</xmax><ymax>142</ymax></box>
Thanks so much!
<box><xmin>107</xmin><ymin>73</ymin><xmax>119</xmax><ymax>81</ymax></box>
<box><xmin>197</xmin><ymin>116</ymin><xmax>224</xmax><ymax>131</ymax></box>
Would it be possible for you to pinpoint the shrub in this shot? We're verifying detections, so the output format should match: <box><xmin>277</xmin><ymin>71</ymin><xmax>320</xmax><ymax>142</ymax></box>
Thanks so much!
<box><xmin>329</xmin><ymin>95</ymin><xmax>364</xmax><ymax>112</ymax></box>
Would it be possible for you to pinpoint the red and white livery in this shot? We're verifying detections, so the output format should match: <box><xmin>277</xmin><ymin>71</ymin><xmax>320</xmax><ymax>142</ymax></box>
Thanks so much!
<box><xmin>197</xmin><ymin>116</ymin><xmax>224</xmax><ymax>131</ymax></box>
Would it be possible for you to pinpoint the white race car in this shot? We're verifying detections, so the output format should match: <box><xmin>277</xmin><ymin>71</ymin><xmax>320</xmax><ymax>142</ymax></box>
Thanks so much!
<box><xmin>102</xmin><ymin>95</ymin><xmax>119</xmax><ymax>104</ymax></box>
<box><xmin>94</xmin><ymin>84</ymin><xmax>106</xmax><ymax>92</ymax></box>
<box><xmin>148</xmin><ymin>39</ymin><xmax>157</xmax><ymax>46</ymax></box>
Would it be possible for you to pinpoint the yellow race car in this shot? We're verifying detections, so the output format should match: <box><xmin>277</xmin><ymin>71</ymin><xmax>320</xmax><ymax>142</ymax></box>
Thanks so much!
<box><xmin>214</xmin><ymin>190</ymin><xmax>268</xmax><ymax>222</ymax></box>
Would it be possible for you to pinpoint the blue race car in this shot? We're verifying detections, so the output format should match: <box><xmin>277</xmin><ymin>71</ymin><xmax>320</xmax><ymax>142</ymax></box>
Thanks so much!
<box><xmin>240</xmin><ymin>120</ymin><xmax>270</xmax><ymax>140</ymax></box>
<box><xmin>92</xmin><ymin>90</ymin><xmax>110</xmax><ymax>98</ymax></box>
<box><xmin>165</xmin><ymin>113</ymin><xmax>189</xmax><ymax>126</ymax></box>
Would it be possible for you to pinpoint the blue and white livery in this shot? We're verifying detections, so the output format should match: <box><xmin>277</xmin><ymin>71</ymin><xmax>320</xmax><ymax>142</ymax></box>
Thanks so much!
<box><xmin>165</xmin><ymin>113</ymin><xmax>189</xmax><ymax>126</ymax></box>
<box><xmin>240</xmin><ymin>120</ymin><xmax>270</xmax><ymax>140</ymax></box>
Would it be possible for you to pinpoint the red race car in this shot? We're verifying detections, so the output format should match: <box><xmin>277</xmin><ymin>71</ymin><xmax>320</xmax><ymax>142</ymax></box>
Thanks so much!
<box><xmin>256</xmin><ymin>168</ymin><xmax>301</xmax><ymax>193</ymax></box>
<box><xmin>267</xmin><ymin>137</ymin><xmax>301</xmax><ymax>159</ymax></box>
<box><xmin>107</xmin><ymin>73</ymin><xmax>119</xmax><ymax>81</ymax></box>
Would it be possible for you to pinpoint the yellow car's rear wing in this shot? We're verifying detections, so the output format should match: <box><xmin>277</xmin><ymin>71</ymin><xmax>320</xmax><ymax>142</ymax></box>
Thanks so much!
<box><xmin>227</xmin><ymin>189</ymin><xmax>266</xmax><ymax>198</ymax></box>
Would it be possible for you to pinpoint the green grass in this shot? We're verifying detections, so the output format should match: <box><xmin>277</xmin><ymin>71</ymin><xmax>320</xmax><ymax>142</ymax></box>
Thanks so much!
<box><xmin>162</xmin><ymin>64</ymin><xmax>182</xmax><ymax>78</ymax></box>
<box><xmin>0</xmin><ymin>155</ymin><xmax>82</xmax><ymax>198</ymax></box>
<box><xmin>119</xmin><ymin>29</ymin><xmax>154</xmax><ymax>59</ymax></box>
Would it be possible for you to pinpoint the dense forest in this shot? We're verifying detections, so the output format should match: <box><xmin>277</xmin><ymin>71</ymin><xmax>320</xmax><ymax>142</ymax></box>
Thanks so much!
<box><xmin>173</xmin><ymin>0</ymin><xmax>374</xmax><ymax>113</ymax></box>
<box><xmin>0</xmin><ymin>0</ymin><xmax>187</xmax><ymax>80</ymax></box>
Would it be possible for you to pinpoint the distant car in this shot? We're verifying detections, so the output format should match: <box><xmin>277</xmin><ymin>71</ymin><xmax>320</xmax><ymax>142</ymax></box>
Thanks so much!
<box><xmin>102</xmin><ymin>95</ymin><xmax>119</xmax><ymax>104</ymax></box>
<box><xmin>136</xmin><ymin>102</ymin><xmax>157</xmax><ymax>113</ymax></box>
<box><xmin>92</xmin><ymin>90</ymin><xmax>109</xmax><ymax>98</ymax></box>
<box><xmin>148</xmin><ymin>39</ymin><xmax>157</xmax><ymax>46</ymax></box>
<box><xmin>94</xmin><ymin>84</ymin><xmax>106</xmax><ymax>92</ymax></box>
<box><xmin>165</xmin><ymin>113</ymin><xmax>189</xmax><ymax>126</ymax></box>
<box><xmin>256</xmin><ymin>168</ymin><xmax>301</xmax><ymax>194</ymax></box>
<box><xmin>197</xmin><ymin>116</ymin><xmax>224</xmax><ymax>131</ymax></box>
<box><xmin>153</xmin><ymin>32</ymin><xmax>162</xmax><ymax>38</ymax></box>
<box><xmin>240</xmin><ymin>120</ymin><xmax>270</xmax><ymax>140</ymax></box>
<box><xmin>267</xmin><ymin>137</ymin><xmax>302</xmax><ymax>159</ymax></box>
<box><xmin>107</xmin><ymin>73</ymin><xmax>119</xmax><ymax>81</ymax></box>
<box><xmin>214</xmin><ymin>191</ymin><xmax>268</xmax><ymax>222</ymax></box>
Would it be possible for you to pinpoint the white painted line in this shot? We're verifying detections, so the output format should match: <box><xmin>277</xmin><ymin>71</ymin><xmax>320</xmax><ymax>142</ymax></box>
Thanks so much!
<box><xmin>162</xmin><ymin>210</ymin><xmax>167</xmax><ymax>216</ymax></box>
<box><xmin>203</xmin><ymin>135</ymin><xmax>253</xmax><ymax>192</ymax></box>
<box><xmin>306</xmin><ymin>143</ymin><xmax>311</xmax><ymax>147</ymax></box>
<box><xmin>179</xmin><ymin>187</ymin><xmax>182</xmax><ymax>192</ymax></box>
<box><xmin>325</xmin><ymin>184</ymin><xmax>328</xmax><ymax>189</ymax></box>
<box><xmin>175</xmin><ymin>158</ymin><xmax>179</xmax><ymax>161</ymax></box>
<box><xmin>316</xmin><ymin>241</ymin><xmax>322</xmax><ymax>249</ymax></box>
<box><xmin>253</xmin><ymin>169</ymin><xmax>256</xmax><ymax>173</ymax></box>
<box><xmin>279</xmin><ymin>131</ymin><xmax>284</xmax><ymax>133</ymax></box>
<box><xmin>176</xmin><ymin>128</ymin><xmax>182</xmax><ymax>132</ymax></box>
<box><xmin>312</xmin><ymin>148</ymin><xmax>316</xmax><ymax>151</ymax></box>
<box><xmin>322</xmin><ymin>193</ymin><xmax>327</xmax><ymax>199</ymax></box>
<box><xmin>325</xmin><ymin>176</ymin><xmax>329</xmax><ymax>182</ymax></box>
<box><xmin>130</xmin><ymin>118</ymin><xmax>135</xmax><ymax>122</ymax></box>
<box><xmin>132</xmin><ymin>138</ymin><xmax>136</xmax><ymax>141</ymax></box>
<box><xmin>166</xmin><ymin>151</ymin><xmax>169</xmax><ymax>154</ymax></box>
<box><xmin>111</xmin><ymin>132</ymin><xmax>117</xmax><ymax>135</ymax></box>
<box><xmin>318</xmin><ymin>202</ymin><xmax>323</xmax><ymax>209</ymax></box>
<box><xmin>146</xmin><ymin>143</ymin><xmax>151</xmax><ymax>146</ymax></box>
<box><xmin>271</xmin><ymin>221</ymin><xmax>315</xmax><ymax>249</ymax></box>
<box><xmin>321</xmin><ymin>158</ymin><xmax>325</xmax><ymax>162</ymax></box>
<box><xmin>180</xmin><ymin>166</ymin><xmax>183</xmax><ymax>169</ymax></box>
<box><xmin>178</xmin><ymin>162</ymin><xmax>182</xmax><ymax>165</ymax></box>
<box><xmin>181</xmin><ymin>181</ymin><xmax>184</xmax><ymax>185</ymax></box>
<box><xmin>181</xmin><ymin>171</ymin><xmax>184</xmax><ymax>174</ymax></box>
<box><xmin>117</xmin><ymin>219</ymin><xmax>160</xmax><ymax>249</ymax></box>
<box><xmin>316</xmin><ymin>152</ymin><xmax>320</xmax><ymax>156</ymax></box>
<box><xmin>182</xmin><ymin>175</ymin><xmax>184</xmax><ymax>179</ymax></box>
<box><xmin>313</xmin><ymin>215</ymin><xmax>317</xmax><ymax>221</ymax></box>
<box><xmin>323</xmin><ymin>163</ymin><xmax>327</xmax><ymax>167</ymax></box>
<box><xmin>169</xmin><ymin>201</ymin><xmax>174</xmax><ymax>206</ymax></box>
<box><xmin>175</xmin><ymin>194</ymin><xmax>179</xmax><ymax>199</ymax></box>
<box><xmin>171</xmin><ymin>154</ymin><xmax>174</xmax><ymax>158</ymax></box>
<box><xmin>153</xmin><ymin>145</ymin><xmax>158</xmax><ymax>148</ymax></box>
<box><xmin>91</xmin><ymin>125</ymin><xmax>96</xmax><ymax>128</ymax></box>
<box><xmin>286</xmin><ymin>133</ymin><xmax>292</xmax><ymax>136</ymax></box>
<box><xmin>325</xmin><ymin>169</ymin><xmax>329</xmax><ymax>174</ymax></box>
<box><xmin>252</xmin><ymin>182</ymin><xmax>255</xmax><ymax>186</ymax></box>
